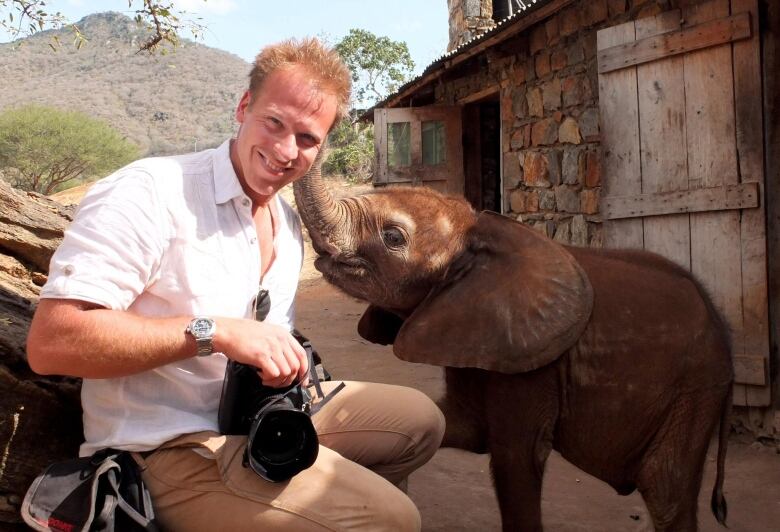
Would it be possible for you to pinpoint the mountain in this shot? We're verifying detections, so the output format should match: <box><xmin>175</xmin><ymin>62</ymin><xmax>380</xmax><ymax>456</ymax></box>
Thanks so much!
<box><xmin>0</xmin><ymin>12</ymin><xmax>249</xmax><ymax>156</ymax></box>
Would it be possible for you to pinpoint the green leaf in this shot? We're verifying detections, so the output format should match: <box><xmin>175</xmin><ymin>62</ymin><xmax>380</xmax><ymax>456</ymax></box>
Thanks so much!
<box><xmin>335</xmin><ymin>28</ymin><xmax>414</xmax><ymax>106</ymax></box>
<box><xmin>0</xmin><ymin>105</ymin><xmax>140</xmax><ymax>194</ymax></box>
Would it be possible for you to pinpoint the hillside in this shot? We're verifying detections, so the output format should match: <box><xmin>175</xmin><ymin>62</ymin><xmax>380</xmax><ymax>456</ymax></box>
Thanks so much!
<box><xmin>0</xmin><ymin>12</ymin><xmax>249</xmax><ymax>156</ymax></box>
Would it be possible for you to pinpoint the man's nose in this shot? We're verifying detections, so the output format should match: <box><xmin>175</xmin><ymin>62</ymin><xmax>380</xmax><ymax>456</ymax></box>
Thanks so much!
<box><xmin>273</xmin><ymin>134</ymin><xmax>298</xmax><ymax>163</ymax></box>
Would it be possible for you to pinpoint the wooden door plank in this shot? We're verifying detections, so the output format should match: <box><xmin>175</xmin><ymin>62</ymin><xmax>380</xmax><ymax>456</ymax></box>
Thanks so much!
<box><xmin>636</xmin><ymin>10</ymin><xmax>690</xmax><ymax>269</ymax></box>
<box><xmin>602</xmin><ymin>182</ymin><xmax>758</xmax><ymax>219</ymax></box>
<box><xmin>598</xmin><ymin>12</ymin><xmax>751</xmax><ymax>73</ymax></box>
<box><xmin>733</xmin><ymin>354</ymin><xmax>768</xmax><ymax>386</ymax></box>
<box><xmin>373</xmin><ymin>108</ymin><xmax>388</xmax><ymax>185</ymax></box>
<box><xmin>732</xmin><ymin>0</ymin><xmax>771</xmax><ymax>405</ymax></box>
<box><xmin>684</xmin><ymin>0</ymin><xmax>747</xmax><ymax>404</ymax></box>
<box><xmin>598</xmin><ymin>21</ymin><xmax>643</xmax><ymax>249</ymax></box>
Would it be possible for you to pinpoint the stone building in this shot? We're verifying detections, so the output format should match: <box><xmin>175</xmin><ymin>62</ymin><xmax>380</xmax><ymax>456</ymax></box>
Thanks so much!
<box><xmin>365</xmin><ymin>0</ymin><xmax>780</xmax><ymax>435</ymax></box>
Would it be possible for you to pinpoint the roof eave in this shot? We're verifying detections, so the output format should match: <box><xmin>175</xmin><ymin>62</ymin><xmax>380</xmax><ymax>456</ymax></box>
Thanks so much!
<box><xmin>359</xmin><ymin>0</ymin><xmax>574</xmax><ymax>122</ymax></box>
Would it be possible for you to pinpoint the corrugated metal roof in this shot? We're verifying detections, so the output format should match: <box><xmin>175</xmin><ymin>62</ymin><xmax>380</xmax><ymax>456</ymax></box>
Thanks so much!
<box><xmin>435</xmin><ymin>0</ymin><xmax>554</xmax><ymax>65</ymax></box>
<box><xmin>363</xmin><ymin>0</ymin><xmax>556</xmax><ymax>117</ymax></box>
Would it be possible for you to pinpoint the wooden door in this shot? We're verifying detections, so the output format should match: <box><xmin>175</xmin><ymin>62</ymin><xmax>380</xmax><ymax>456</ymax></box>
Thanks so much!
<box><xmin>597</xmin><ymin>0</ymin><xmax>770</xmax><ymax>406</ymax></box>
<box><xmin>374</xmin><ymin>106</ymin><xmax>464</xmax><ymax>195</ymax></box>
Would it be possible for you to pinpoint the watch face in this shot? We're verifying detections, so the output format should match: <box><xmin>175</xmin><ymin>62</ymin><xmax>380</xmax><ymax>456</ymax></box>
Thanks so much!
<box><xmin>191</xmin><ymin>318</ymin><xmax>214</xmax><ymax>338</ymax></box>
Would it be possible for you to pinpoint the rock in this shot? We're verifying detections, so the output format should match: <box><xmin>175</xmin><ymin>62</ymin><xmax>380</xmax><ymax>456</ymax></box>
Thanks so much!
<box><xmin>532</xmin><ymin>118</ymin><xmax>559</xmax><ymax>146</ymax></box>
<box><xmin>559</xmin><ymin>117</ymin><xmax>582</xmax><ymax>145</ymax></box>
<box><xmin>527</xmin><ymin>87</ymin><xmax>544</xmax><ymax>118</ymax></box>
<box><xmin>542</xmin><ymin>78</ymin><xmax>562</xmax><ymax>112</ymax></box>
<box><xmin>0</xmin><ymin>180</ymin><xmax>73</xmax><ymax>272</ymax></box>
<box><xmin>523</xmin><ymin>152</ymin><xmax>551</xmax><ymax>187</ymax></box>
<box><xmin>555</xmin><ymin>185</ymin><xmax>581</xmax><ymax>213</ymax></box>
<box><xmin>0</xmin><ymin>181</ymin><xmax>81</xmax><ymax>528</ymax></box>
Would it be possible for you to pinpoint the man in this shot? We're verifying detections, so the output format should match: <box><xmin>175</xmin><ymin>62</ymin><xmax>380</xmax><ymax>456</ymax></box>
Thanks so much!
<box><xmin>27</xmin><ymin>38</ymin><xmax>444</xmax><ymax>531</ymax></box>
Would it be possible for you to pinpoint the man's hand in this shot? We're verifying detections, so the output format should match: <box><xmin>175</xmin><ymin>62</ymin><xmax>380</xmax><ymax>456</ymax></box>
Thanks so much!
<box><xmin>215</xmin><ymin>319</ymin><xmax>309</xmax><ymax>388</ymax></box>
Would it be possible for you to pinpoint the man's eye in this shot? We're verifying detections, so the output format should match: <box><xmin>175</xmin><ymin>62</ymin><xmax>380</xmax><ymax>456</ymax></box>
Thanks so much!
<box><xmin>298</xmin><ymin>134</ymin><xmax>317</xmax><ymax>148</ymax></box>
<box><xmin>381</xmin><ymin>227</ymin><xmax>406</xmax><ymax>249</ymax></box>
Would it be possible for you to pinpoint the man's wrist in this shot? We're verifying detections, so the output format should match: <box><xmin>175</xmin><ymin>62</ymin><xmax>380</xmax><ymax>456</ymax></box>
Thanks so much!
<box><xmin>185</xmin><ymin>317</ymin><xmax>216</xmax><ymax>357</ymax></box>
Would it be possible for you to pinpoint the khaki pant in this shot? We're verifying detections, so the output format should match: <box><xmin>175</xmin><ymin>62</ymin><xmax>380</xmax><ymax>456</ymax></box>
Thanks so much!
<box><xmin>134</xmin><ymin>381</ymin><xmax>445</xmax><ymax>531</ymax></box>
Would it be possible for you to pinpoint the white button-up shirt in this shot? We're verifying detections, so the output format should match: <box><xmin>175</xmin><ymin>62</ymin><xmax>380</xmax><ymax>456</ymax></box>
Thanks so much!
<box><xmin>40</xmin><ymin>140</ymin><xmax>304</xmax><ymax>456</ymax></box>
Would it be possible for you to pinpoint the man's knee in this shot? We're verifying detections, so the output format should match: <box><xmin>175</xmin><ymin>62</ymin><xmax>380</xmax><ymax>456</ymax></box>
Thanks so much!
<box><xmin>370</xmin><ymin>486</ymin><xmax>421</xmax><ymax>532</ymax></box>
<box><xmin>404</xmin><ymin>387</ymin><xmax>446</xmax><ymax>461</ymax></box>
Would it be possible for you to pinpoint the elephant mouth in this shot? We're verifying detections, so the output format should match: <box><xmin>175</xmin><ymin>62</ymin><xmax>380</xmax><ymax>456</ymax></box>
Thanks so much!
<box><xmin>314</xmin><ymin>254</ymin><xmax>369</xmax><ymax>279</ymax></box>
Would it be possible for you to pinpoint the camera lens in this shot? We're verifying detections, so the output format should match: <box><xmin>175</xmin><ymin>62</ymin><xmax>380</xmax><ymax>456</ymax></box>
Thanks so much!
<box><xmin>252</xmin><ymin>411</ymin><xmax>308</xmax><ymax>464</ymax></box>
<box><xmin>242</xmin><ymin>385</ymin><xmax>320</xmax><ymax>482</ymax></box>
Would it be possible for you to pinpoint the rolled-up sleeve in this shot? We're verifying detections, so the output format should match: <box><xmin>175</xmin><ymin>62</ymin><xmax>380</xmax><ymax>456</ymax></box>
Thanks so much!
<box><xmin>41</xmin><ymin>168</ymin><xmax>167</xmax><ymax>311</ymax></box>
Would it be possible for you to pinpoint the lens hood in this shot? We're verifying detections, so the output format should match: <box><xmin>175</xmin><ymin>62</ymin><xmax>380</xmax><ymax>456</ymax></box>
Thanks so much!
<box><xmin>244</xmin><ymin>399</ymin><xmax>319</xmax><ymax>482</ymax></box>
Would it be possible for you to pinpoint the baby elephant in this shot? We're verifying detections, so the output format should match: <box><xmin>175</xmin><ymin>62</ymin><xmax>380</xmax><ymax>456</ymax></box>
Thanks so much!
<box><xmin>293</xmin><ymin>162</ymin><xmax>733</xmax><ymax>532</ymax></box>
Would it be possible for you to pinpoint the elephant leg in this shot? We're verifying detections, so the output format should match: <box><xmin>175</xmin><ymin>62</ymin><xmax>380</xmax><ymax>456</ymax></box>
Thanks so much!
<box><xmin>485</xmin><ymin>369</ymin><xmax>558</xmax><ymax>532</ymax></box>
<box><xmin>439</xmin><ymin>368</ymin><xmax>488</xmax><ymax>452</ymax></box>
<box><xmin>636</xmin><ymin>390</ymin><xmax>725</xmax><ymax>532</ymax></box>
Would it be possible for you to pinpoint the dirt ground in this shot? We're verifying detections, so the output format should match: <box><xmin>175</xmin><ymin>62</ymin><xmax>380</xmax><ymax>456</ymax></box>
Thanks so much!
<box><xmin>295</xmin><ymin>273</ymin><xmax>780</xmax><ymax>532</ymax></box>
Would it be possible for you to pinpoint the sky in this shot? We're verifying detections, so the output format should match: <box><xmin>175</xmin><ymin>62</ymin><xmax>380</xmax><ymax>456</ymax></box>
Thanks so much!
<box><xmin>2</xmin><ymin>0</ymin><xmax>451</xmax><ymax>76</ymax></box>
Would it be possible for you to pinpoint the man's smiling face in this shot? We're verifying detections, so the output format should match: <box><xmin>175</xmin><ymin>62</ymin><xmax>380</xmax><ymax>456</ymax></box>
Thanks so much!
<box><xmin>230</xmin><ymin>65</ymin><xmax>338</xmax><ymax>202</ymax></box>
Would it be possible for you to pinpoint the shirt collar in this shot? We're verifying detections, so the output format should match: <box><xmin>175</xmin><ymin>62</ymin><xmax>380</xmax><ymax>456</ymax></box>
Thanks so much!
<box><xmin>213</xmin><ymin>139</ymin><xmax>246</xmax><ymax>205</ymax></box>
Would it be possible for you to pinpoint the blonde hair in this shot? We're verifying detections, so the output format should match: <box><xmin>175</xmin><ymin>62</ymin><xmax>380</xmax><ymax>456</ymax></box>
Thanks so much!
<box><xmin>249</xmin><ymin>37</ymin><xmax>352</xmax><ymax>123</ymax></box>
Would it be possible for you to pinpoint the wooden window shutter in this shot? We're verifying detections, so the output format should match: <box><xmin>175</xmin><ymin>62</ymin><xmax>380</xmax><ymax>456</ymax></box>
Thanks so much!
<box><xmin>373</xmin><ymin>106</ymin><xmax>464</xmax><ymax>196</ymax></box>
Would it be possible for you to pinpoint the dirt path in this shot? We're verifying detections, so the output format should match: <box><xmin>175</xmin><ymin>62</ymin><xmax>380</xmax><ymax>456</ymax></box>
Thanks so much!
<box><xmin>295</xmin><ymin>277</ymin><xmax>780</xmax><ymax>532</ymax></box>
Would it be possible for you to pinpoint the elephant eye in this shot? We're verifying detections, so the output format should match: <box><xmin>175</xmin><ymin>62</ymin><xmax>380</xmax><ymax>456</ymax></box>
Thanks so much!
<box><xmin>381</xmin><ymin>227</ymin><xmax>406</xmax><ymax>249</ymax></box>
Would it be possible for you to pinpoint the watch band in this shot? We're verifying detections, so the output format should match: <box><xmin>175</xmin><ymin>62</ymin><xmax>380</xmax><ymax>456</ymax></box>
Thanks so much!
<box><xmin>195</xmin><ymin>337</ymin><xmax>213</xmax><ymax>357</ymax></box>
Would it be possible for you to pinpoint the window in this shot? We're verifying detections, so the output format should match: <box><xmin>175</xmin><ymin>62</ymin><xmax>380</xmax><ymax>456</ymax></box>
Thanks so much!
<box><xmin>387</xmin><ymin>122</ymin><xmax>411</xmax><ymax>167</ymax></box>
<box><xmin>422</xmin><ymin>120</ymin><xmax>446</xmax><ymax>166</ymax></box>
<box><xmin>374</xmin><ymin>106</ymin><xmax>464</xmax><ymax>195</ymax></box>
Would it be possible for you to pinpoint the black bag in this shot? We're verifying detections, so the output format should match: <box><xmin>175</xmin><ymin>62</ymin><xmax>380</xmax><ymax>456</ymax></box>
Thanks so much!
<box><xmin>21</xmin><ymin>448</ymin><xmax>158</xmax><ymax>532</ymax></box>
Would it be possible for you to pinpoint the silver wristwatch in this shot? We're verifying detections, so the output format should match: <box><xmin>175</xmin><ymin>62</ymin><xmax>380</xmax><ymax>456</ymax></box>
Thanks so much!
<box><xmin>186</xmin><ymin>317</ymin><xmax>216</xmax><ymax>357</ymax></box>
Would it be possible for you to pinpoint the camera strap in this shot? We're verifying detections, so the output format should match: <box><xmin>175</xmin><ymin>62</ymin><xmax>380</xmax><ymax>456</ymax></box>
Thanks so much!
<box><xmin>301</xmin><ymin>341</ymin><xmax>345</xmax><ymax>415</ymax></box>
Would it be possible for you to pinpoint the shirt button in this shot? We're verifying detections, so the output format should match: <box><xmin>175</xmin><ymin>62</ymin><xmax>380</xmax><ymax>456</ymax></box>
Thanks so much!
<box><xmin>63</xmin><ymin>265</ymin><xmax>74</xmax><ymax>275</ymax></box>
<box><xmin>242</xmin><ymin>198</ymin><xmax>250</xmax><ymax>207</ymax></box>
<box><xmin>250</xmin><ymin>237</ymin><xmax>257</xmax><ymax>244</ymax></box>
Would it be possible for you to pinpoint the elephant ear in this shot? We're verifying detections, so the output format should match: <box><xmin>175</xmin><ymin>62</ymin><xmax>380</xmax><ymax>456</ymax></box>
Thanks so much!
<box><xmin>394</xmin><ymin>212</ymin><xmax>593</xmax><ymax>374</ymax></box>
<box><xmin>358</xmin><ymin>305</ymin><xmax>404</xmax><ymax>346</ymax></box>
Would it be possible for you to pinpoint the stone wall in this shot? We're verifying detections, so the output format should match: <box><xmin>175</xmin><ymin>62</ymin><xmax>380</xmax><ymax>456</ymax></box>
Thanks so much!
<box><xmin>447</xmin><ymin>0</ymin><xmax>496</xmax><ymax>51</ymax></box>
<box><xmin>438</xmin><ymin>0</ymin><xmax>678</xmax><ymax>247</ymax></box>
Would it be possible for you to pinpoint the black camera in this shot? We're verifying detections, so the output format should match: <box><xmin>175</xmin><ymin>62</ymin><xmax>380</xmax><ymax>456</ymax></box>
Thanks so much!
<box><xmin>218</xmin><ymin>360</ymin><xmax>318</xmax><ymax>482</ymax></box>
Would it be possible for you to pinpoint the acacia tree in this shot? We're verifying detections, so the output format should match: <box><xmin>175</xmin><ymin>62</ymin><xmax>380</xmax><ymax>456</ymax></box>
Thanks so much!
<box><xmin>0</xmin><ymin>104</ymin><xmax>140</xmax><ymax>194</ymax></box>
<box><xmin>0</xmin><ymin>0</ymin><xmax>205</xmax><ymax>52</ymax></box>
<box><xmin>335</xmin><ymin>28</ymin><xmax>415</xmax><ymax>107</ymax></box>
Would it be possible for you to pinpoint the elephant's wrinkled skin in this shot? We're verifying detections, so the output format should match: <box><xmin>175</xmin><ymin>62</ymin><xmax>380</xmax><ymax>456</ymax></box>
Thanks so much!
<box><xmin>292</xmin><ymin>157</ymin><xmax>733</xmax><ymax>532</ymax></box>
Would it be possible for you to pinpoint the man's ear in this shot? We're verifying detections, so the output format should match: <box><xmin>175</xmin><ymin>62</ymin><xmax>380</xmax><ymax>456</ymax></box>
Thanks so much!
<box><xmin>357</xmin><ymin>305</ymin><xmax>405</xmax><ymax>345</ymax></box>
<box><xmin>235</xmin><ymin>90</ymin><xmax>251</xmax><ymax>123</ymax></box>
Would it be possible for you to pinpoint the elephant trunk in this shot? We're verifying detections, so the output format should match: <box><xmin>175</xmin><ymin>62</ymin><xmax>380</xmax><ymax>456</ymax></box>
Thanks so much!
<box><xmin>293</xmin><ymin>149</ymin><xmax>352</xmax><ymax>256</ymax></box>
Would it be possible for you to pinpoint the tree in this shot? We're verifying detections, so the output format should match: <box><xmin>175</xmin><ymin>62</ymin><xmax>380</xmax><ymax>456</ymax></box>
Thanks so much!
<box><xmin>0</xmin><ymin>0</ymin><xmax>205</xmax><ymax>52</ymax></box>
<box><xmin>335</xmin><ymin>28</ymin><xmax>415</xmax><ymax>107</ymax></box>
<box><xmin>324</xmin><ymin>117</ymin><xmax>374</xmax><ymax>183</ymax></box>
<box><xmin>0</xmin><ymin>104</ymin><xmax>140</xmax><ymax>194</ymax></box>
